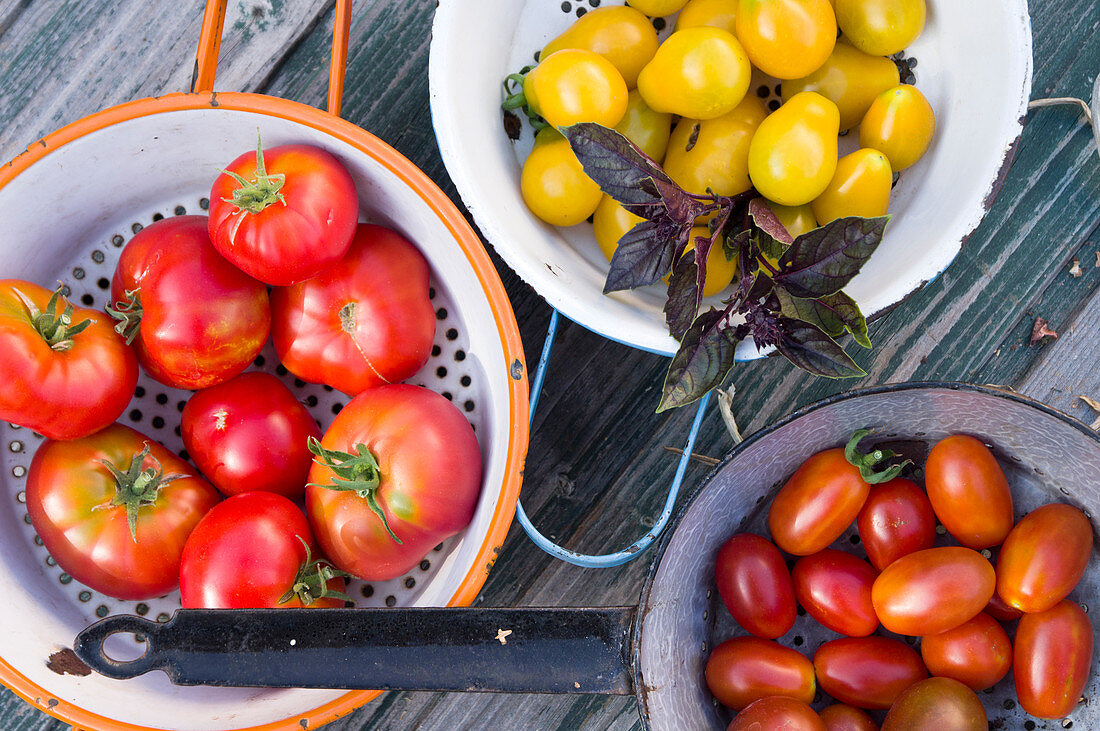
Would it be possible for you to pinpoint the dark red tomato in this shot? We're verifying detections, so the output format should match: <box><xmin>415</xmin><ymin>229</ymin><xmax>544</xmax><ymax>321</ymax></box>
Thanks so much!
<box><xmin>1013</xmin><ymin>598</ymin><xmax>1093</xmax><ymax>719</ymax></box>
<box><xmin>179</xmin><ymin>492</ymin><xmax>346</xmax><ymax>608</ymax></box>
<box><xmin>716</xmin><ymin>533</ymin><xmax>797</xmax><ymax>638</ymax></box>
<box><xmin>855</xmin><ymin>478</ymin><xmax>935</xmax><ymax>570</ymax></box>
<box><xmin>792</xmin><ymin>549</ymin><xmax>878</xmax><ymax>637</ymax></box>
<box><xmin>0</xmin><ymin>280</ymin><xmax>137</xmax><ymax>440</ymax></box>
<box><xmin>271</xmin><ymin>224</ymin><xmax>435</xmax><ymax>397</ymax></box>
<box><xmin>923</xmin><ymin>435</ymin><xmax>1013</xmax><ymax>549</ymax></box>
<box><xmin>983</xmin><ymin>591</ymin><xmax>1023</xmax><ymax>622</ymax></box>
<box><xmin>109</xmin><ymin>216</ymin><xmax>270</xmax><ymax>390</ymax></box>
<box><xmin>768</xmin><ymin>448</ymin><xmax>870</xmax><ymax>556</ymax></box>
<box><xmin>813</xmin><ymin>636</ymin><xmax>928</xmax><ymax>710</ymax></box>
<box><xmin>208</xmin><ymin>141</ymin><xmax>358</xmax><ymax>286</ymax></box>
<box><xmin>181</xmin><ymin>372</ymin><xmax>321</xmax><ymax>499</ymax></box>
<box><xmin>818</xmin><ymin>704</ymin><xmax>878</xmax><ymax>731</ymax></box>
<box><xmin>306</xmin><ymin>384</ymin><xmax>482</xmax><ymax>580</ymax></box>
<box><xmin>995</xmin><ymin>502</ymin><xmax>1093</xmax><ymax>613</ymax></box>
<box><xmin>728</xmin><ymin>696</ymin><xmax>826</xmax><ymax>731</ymax></box>
<box><xmin>871</xmin><ymin>546</ymin><xmax>995</xmax><ymax>636</ymax></box>
<box><xmin>705</xmin><ymin>636</ymin><xmax>816</xmax><ymax>711</ymax></box>
<box><xmin>25</xmin><ymin>423</ymin><xmax>220</xmax><ymax>600</ymax></box>
<box><xmin>881</xmin><ymin>677</ymin><xmax>987</xmax><ymax>730</ymax></box>
<box><xmin>919</xmin><ymin>612</ymin><xmax>1011</xmax><ymax>691</ymax></box>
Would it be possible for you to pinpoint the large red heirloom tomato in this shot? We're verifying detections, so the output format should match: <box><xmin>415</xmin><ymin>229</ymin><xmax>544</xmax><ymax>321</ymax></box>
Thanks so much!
<box><xmin>305</xmin><ymin>384</ymin><xmax>482</xmax><ymax>581</ymax></box>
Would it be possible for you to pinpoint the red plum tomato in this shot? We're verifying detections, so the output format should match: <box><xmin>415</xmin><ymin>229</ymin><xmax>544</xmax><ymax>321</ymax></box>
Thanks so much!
<box><xmin>923</xmin><ymin>435</ymin><xmax>1013</xmax><ymax>549</ymax></box>
<box><xmin>871</xmin><ymin>546</ymin><xmax>995</xmax><ymax>636</ymax></box>
<box><xmin>855</xmin><ymin>478</ymin><xmax>935</xmax><ymax>570</ymax></box>
<box><xmin>1013</xmin><ymin>598</ymin><xmax>1093</xmax><ymax>719</ymax></box>
<box><xmin>271</xmin><ymin>224</ymin><xmax>435</xmax><ymax>397</ymax></box>
<box><xmin>818</xmin><ymin>704</ymin><xmax>878</xmax><ymax>731</ymax></box>
<box><xmin>109</xmin><ymin>215</ymin><xmax>270</xmax><ymax>390</ymax></box>
<box><xmin>181</xmin><ymin>372</ymin><xmax>322</xmax><ymax>499</ymax></box>
<box><xmin>728</xmin><ymin>696</ymin><xmax>826</xmax><ymax>730</ymax></box>
<box><xmin>705</xmin><ymin>636</ymin><xmax>816</xmax><ymax>711</ymax></box>
<box><xmin>983</xmin><ymin>591</ymin><xmax>1023</xmax><ymax>622</ymax></box>
<box><xmin>792</xmin><ymin>549</ymin><xmax>879</xmax><ymax>637</ymax></box>
<box><xmin>813</xmin><ymin>636</ymin><xmax>928</xmax><ymax>710</ymax></box>
<box><xmin>0</xmin><ymin>280</ymin><xmax>138</xmax><ymax>440</ymax></box>
<box><xmin>180</xmin><ymin>492</ymin><xmax>346</xmax><ymax>608</ymax></box>
<box><xmin>881</xmin><ymin>677</ymin><xmax>987</xmax><ymax>731</ymax></box>
<box><xmin>208</xmin><ymin>141</ymin><xmax>358</xmax><ymax>286</ymax></box>
<box><xmin>768</xmin><ymin>447</ymin><xmax>870</xmax><ymax>556</ymax></box>
<box><xmin>919</xmin><ymin>611</ymin><xmax>1011</xmax><ymax>691</ymax></box>
<box><xmin>715</xmin><ymin>533</ymin><xmax>796</xmax><ymax>638</ymax></box>
<box><xmin>306</xmin><ymin>384</ymin><xmax>482</xmax><ymax>581</ymax></box>
<box><xmin>26</xmin><ymin>423</ymin><xmax>220</xmax><ymax>600</ymax></box>
<box><xmin>995</xmin><ymin>502</ymin><xmax>1093</xmax><ymax>613</ymax></box>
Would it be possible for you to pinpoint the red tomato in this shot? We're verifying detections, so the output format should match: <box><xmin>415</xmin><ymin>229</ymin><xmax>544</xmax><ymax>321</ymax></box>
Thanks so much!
<box><xmin>818</xmin><ymin>704</ymin><xmax>878</xmax><ymax>731</ymax></box>
<box><xmin>995</xmin><ymin>502</ymin><xmax>1093</xmax><ymax>613</ymax></box>
<box><xmin>108</xmin><ymin>216</ymin><xmax>270</xmax><ymax>390</ymax></box>
<box><xmin>871</xmin><ymin>546</ymin><xmax>995</xmax><ymax>636</ymax></box>
<box><xmin>983</xmin><ymin>591</ymin><xmax>1023</xmax><ymax>622</ymax></box>
<box><xmin>1013</xmin><ymin>599</ymin><xmax>1093</xmax><ymax>719</ymax></box>
<box><xmin>208</xmin><ymin>141</ymin><xmax>359</xmax><ymax>286</ymax></box>
<box><xmin>181</xmin><ymin>372</ymin><xmax>321</xmax><ymax>499</ymax></box>
<box><xmin>768</xmin><ymin>447</ymin><xmax>870</xmax><ymax>555</ymax></box>
<box><xmin>855</xmin><ymin>478</ymin><xmax>936</xmax><ymax>570</ymax></box>
<box><xmin>881</xmin><ymin>677</ymin><xmax>987</xmax><ymax>730</ymax></box>
<box><xmin>705</xmin><ymin>636</ymin><xmax>816</xmax><ymax>711</ymax></box>
<box><xmin>271</xmin><ymin>224</ymin><xmax>435</xmax><ymax>396</ymax></box>
<box><xmin>179</xmin><ymin>492</ymin><xmax>346</xmax><ymax>608</ymax></box>
<box><xmin>306</xmin><ymin>384</ymin><xmax>482</xmax><ymax>580</ymax></box>
<box><xmin>715</xmin><ymin>533</ymin><xmax>797</xmax><ymax>638</ymax></box>
<box><xmin>728</xmin><ymin>696</ymin><xmax>826</xmax><ymax>731</ymax></box>
<box><xmin>792</xmin><ymin>549</ymin><xmax>878</xmax><ymax>637</ymax></box>
<box><xmin>0</xmin><ymin>280</ymin><xmax>137</xmax><ymax>440</ymax></box>
<box><xmin>25</xmin><ymin>423</ymin><xmax>220</xmax><ymax>600</ymax></box>
<box><xmin>924</xmin><ymin>435</ymin><xmax>1013</xmax><ymax>549</ymax></box>
<box><xmin>919</xmin><ymin>612</ymin><xmax>1011</xmax><ymax>691</ymax></box>
<box><xmin>814</xmin><ymin>636</ymin><xmax>928</xmax><ymax>709</ymax></box>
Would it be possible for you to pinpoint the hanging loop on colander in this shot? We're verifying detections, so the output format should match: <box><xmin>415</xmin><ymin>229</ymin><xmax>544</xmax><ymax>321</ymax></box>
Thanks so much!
<box><xmin>516</xmin><ymin>308</ymin><xmax>712</xmax><ymax>568</ymax></box>
<box><xmin>1026</xmin><ymin>72</ymin><xmax>1100</xmax><ymax>161</ymax></box>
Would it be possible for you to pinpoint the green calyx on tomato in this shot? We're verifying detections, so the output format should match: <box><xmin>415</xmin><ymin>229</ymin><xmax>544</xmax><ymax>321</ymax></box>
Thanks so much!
<box><xmin>218</xmin><ymin>134</ymin><xmax>287</xmax><ymax>215</ymax></box>
<box><xmin>278</xmin><ymin>536</ymin><xmax>353</xmax><ymax>607</ymax></box>
<box><xmin>306</xmin><ymin>435</ymin><xmax>402</xmax><ymax>544</ymax></box>
<box><xmin>14</xmin><ymin>285</ymin><xmax>92</xmax><ymax>352</ymax></box>
<box><xmin>105</xmin><ymin>288</ymin><xmax>142</xmax><ymax>345</ymax></box>
<box><xmin>502</xmin><ymin>67</ymin><xmax>549</xmax><ymax>131</ymax></box>
<box><xmin>96</xmin><ymin>442</ymin><xmax>186</xmax><ymax>541</ymax></box>
<box><xmin>844</xmin><ymin>427</ymin><xmax>912</xmax><ymax>484</ymax></box>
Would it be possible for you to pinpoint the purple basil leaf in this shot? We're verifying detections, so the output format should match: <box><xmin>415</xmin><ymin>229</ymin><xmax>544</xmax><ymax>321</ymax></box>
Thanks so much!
<box><xmin>561</xmin><ymin>123</ymin><xmax>674</xmax><ymax>217</ymax></box>
<box><xmin>775</xmin><ymin>316</ymin><xmax>867</xmax><ymax>379</ymax></box>
<box><xmin>605</xmin><ymin>218</ymin><xmax>692</xmax><ymax>293</ymax></box>
<box><xmin>775</xmin><ymin>289</ymin><xmax>871</xmax><ymax>348</ymax></box>
<box><xmin>658</xmin><ymin>307</ymin><xmax>740</xmax><ymax>412</ymax></box>
<box><xmin>651</xmin><ymin>176</ymin><xmax>710</xmax><ymax>225</ymax></box>
<box><xmin>748</xmin><ymin>198</ymin><xmax>794</xmax><ymax>245</ymax></box>
<box><xmin>665</xmin><ymin>250</ymin><xmax>700</xmax><ymax>341</ymax></box>
<box><xmin>773</xmin><ymin>216</ymin><xmax>889</xmax><ymax>298</ymax></box>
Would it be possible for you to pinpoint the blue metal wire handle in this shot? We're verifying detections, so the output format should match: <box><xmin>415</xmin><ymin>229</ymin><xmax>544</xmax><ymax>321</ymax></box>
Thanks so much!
<box><xmin>514</xmin><ymin>308</ymin><xmax>712</xmax><ymax>568</ymax></box>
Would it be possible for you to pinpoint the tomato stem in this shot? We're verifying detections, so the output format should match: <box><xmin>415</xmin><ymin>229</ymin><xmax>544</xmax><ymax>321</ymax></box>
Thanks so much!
<box><xmin>96</xmin><ymin>443</ymin><xmax>188</xmax><ymax>542</ymax></box>
<box><xmin>306</xmin><ymin>436</ymin><xmax>403</xmax><ymax>544</ymax></box>
<box><xmin>278</xmin><ymin>536</ymin><xmax>353</xmax><ymax>606</ymax></box>
<box><xmin>219</xmin><ymin>132</ymin><xmax>287</xmax><ymax>215</ymax></box>
<box><xmin>844</xmin><ymin>427</ymin><xmax>912</xmax><ymax>484</ymax></box>
<box><xmin>501</xmin><ymin>68</ymin><xmax>549</xmax><ymax>131</ymax></box>
<box><xmin>105</xmin><ymin>288</ymin><xmax>142</xmax><ymax>345</ymax></box>
<box><xmin>15</xmin><ymin>286</ymin><xmax>92</xmax><ymax>352</ymax></box>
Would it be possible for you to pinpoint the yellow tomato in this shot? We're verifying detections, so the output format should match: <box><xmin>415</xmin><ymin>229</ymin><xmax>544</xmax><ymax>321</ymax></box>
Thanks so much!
<box><xmin>735</xmin><ymin>0</ymin><xmax>838</xmax><ymax>80</ymax></box>
<box><xmin>541</xmin><ymin>5</ymin><xmax>659</xmax><ymax>89</ymax></box>
<box><xmin>768</xmin><ymin>202</ymin><xmax>818</xmax><ymax>238</ymax></box>
<box><xmin>627</xmin><ymin>0</ymin><xmax>691</xmax><ymax>16</ymax></box>
<box><xmin>524</xmin><ymin>48</ymin><xmax>628</xmax><ymax>128</ymax></box>
<box><xmin>521</xmin><ymin>128</ymin><xmax>603</xmax><ymax>227</ymax></box>
<box><xmin>592</xmin><ymin>195</ymin><xmax>645</xmax><ymax>261</ymax></box>
<box><xmin>810</xmin><ymin>148</ymin><xmax>893</xmax><ymax>224</ymax></box>
<box><xmin>663</xmin><ymin>94</ymin><xmax>769</xmax><ymax>198</ymax></box>
<box><xmin>674</xmin><ymin>0</ymin><xmax>738</xmax><ymax>34</ymax></box>
<box><xmin>747</xmin><ymin>91</ymin><xmax>840</xmax><ymax>206</ymax></box>
<box><xmin>781</xmin><ymin>41</ymin><xmax>900</xmax><ymax>131</ymax></box>
<box><xmin>859</xmin><ymin>84</ymin><xmax>935</xmax><ymax>170</ymax></box>
<box><xmin>615</xmin><ymin>90</ymin><xmax>674</xmax><ymax>163</ymax></box>
<box><xmin>835</xmin><ymin>0</ymin><xmax>926</xmax><ymax>56</ymax></box>
<box><xmin>637</xmin><ymin>27</ymin><xmax>752</xmax><ymax>120</ymax></box>
<box><xmin>680</xmin><ymin>227</ymin><xmax>739</xmax><ymax>296</ymax></box>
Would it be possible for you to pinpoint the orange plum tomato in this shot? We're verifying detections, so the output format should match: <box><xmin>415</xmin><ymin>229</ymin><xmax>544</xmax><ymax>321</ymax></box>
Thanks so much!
<box><xmin>792</xmin><ymin>549</ymin><xmax>879</xmax><ymax>636</ymax></box>
<box><xmin>923</xmin><ymin>434</ymin><xmax>1013</xmax><ymax>550</ymax></box>
<box><xmin>1013</xmin><ymin>599</ymin><xmax>1093</xmax><ymax>719</ymax></box>
<box><xmin>715</xmin><ymin>533</ymin><xmax>797</xmax><ymax>639</ymax></box>
<box><xmin>728</xmin><ymin>696</ymin><xmax>826</xmax><ymax>730</ymax></box>
<box><xmin>705</xmin><ymin>636</ymin><xmax>816</xmax><ymax>710</ymax></box>
<box><xmin>995</xmin><ymin>502</ymin><xmax>1094</xmax><ymax>613</ymax></box>
<box><xmin>814</xmin><ymin>636</ymin><xmax>928</xmax><ymax>710</ymax></box>
<box><xmin>919</xmin><ymin>612</ymin><xmax>1012</xmax><ymax>691</ymax></box>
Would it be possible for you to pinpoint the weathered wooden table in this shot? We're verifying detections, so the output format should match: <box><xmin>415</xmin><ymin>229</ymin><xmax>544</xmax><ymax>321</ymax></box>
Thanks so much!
<box><xmin>1</xmin><ymin>0</ymin><xmax>1097</xmax><ymax>729</ymax></box>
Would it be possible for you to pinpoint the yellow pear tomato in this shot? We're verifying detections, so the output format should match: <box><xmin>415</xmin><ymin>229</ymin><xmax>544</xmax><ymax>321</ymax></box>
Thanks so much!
<box><xmin>835</xmin><ymin>0</ymin><xmax>926</xmax><ymax>56</ymax></box>
<box><xmin>663</xmin><ymin>94</ymin><xmax>769</xmax><ymax>198</ymax></box>
<box><xmin>768</xmin><ymin>202</ymin><xmax>818</xmax><ymax>238</ymax></box>
<box><xmin>521</xmin><ymin>128</ymin><xmax>603</xmax><ymax>227</ymax></box>
<box><xmin>781</xmin><ymin>41</ymin><xmax>900</xmax><ymax>131</ymax></box>
<box><xmin>592</xmin><ymin>195</ymin><xmax>645</xmax><ymax>262</ymax></box>
<box><xmin>524</xmin><ymin>48</ymin><xmax>628</xmax><ymax>128</ymax></box>
<box><xmin>637</xmin><ymin>27</ymin><xmax>752</xmax><ymax>120</ymax></box>
<box><xmin>747</xmin><ymin>91</ymin><xmax>840</xmax><ymax>206</ymax></box>
<box><xmin>615</xmin><ymin>90</ymin><xmax>674</xmax><ymax>163</ymax></box>
<box><xmin>735</xmin><ymin>0</ymin><xmax>838</xmax><ymax>80</ymax></box>
<box><xmin>859</xmin><ymin>84</ymin><xmax>935</xmax><ymax>170</ymax></box>
<box><xmin>627</xmin><ymin>0</ymin><xmax>691</xmax><ymax>16</ymax></box>
<box><xmin>674</xmin><ymin>0</ymin><xmax>739</xmax><ymax>34</ymax></box>
<box><xmin>663</xmin><ymin>227</ymin><xmax>739</xmax><ymax>296</ymax></box>
<box><xmin>810</xmin><ymin>148</ymin><xmax>892</xmax><ymax>224</ymax></box>
<box><xmin>541</xmin><ymin>5</ymin><xmax>659</xmax><ymax>89</ymax></box>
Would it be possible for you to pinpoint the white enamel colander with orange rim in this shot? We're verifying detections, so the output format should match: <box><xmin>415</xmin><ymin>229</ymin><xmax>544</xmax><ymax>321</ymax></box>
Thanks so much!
<box><xmin>0</xmin><ymin>1</ymin><xmax>528</xmax><ymax>729</ymax></box>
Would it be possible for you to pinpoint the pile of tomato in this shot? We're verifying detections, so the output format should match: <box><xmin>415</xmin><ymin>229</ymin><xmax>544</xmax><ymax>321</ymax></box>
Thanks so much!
<box><xmin>508</xmin><ymin>0</ymin><xmax>935</xmax><ymax>294</ymax></box>
<box><xmin>1</xmin><ymin>138</ymin><xmax>484</xmax><ymax>608</ymax></box>
<box><xmin>708</xmin><ymin>431</ymin><xmax>1094</xmax><ymax>730</ymax></box>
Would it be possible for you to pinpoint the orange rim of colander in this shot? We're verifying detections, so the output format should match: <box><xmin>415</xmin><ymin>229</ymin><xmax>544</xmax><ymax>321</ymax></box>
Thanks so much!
<box><xmin>0</xmin><ymin>90</ymin><xmax>529</xmax><ymax>731</ymax></box>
